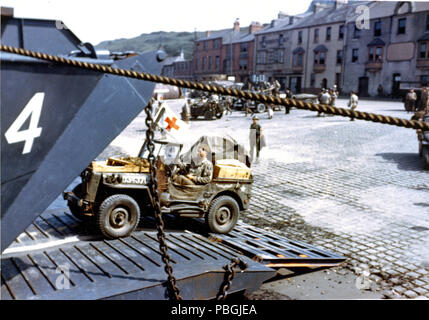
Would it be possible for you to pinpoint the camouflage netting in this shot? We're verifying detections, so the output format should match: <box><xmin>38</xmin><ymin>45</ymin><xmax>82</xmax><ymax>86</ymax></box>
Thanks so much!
<box><xmin>179</xmin><ymin>135</ymin><xmax>250</xmax><ymax>167</ymax></box>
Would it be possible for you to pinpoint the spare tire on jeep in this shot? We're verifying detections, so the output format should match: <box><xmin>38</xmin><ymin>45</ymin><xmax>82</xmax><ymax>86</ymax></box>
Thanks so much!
<box><xmin>96</xmin><ymin>194</ymin><xmax>141</xmax><ymax>239</ymax></box>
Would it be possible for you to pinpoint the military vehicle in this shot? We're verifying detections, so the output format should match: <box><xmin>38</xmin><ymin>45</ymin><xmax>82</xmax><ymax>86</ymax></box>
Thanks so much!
<box><xmin>64</xmin><ymin>136</ymin><xmax>252</xmax><ymax>239</ymax></box>
<box><xmin>418</xmin><ymin>114</ymin><xmax>429</xmax><ymax>170</ymax></box>
<box><xmin>190</xmin><ymin>95</ymin><xmax>224</xmax><ymax>120</ymax></box>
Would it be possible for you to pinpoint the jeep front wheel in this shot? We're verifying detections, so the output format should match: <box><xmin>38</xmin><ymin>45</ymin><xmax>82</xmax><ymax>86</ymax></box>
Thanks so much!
<box><xmin>96</xmin><ymin>194</ymin><xmax>140</xmax><ymax>239</ymax></box>
<box><xmin>206</xmin><ymin>196</ymin><xmax>239</xmax><ymax>234</ymax></box>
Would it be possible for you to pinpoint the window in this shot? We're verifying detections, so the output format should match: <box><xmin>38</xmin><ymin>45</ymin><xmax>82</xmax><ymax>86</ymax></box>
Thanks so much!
<box><xmin>279</xmin><ymin>50</ymin><xmax>284</xmax><ymax>63</ymax></box>
<box><xmin>203</xmin><ymin>41</ymin><xmax>208</xmax><ymax>50</ymax></box>
<box><xmin>296</xmin><ymin>53</ymin><xmax>303</xmax><ymax>66</ymax></box>
<box><xmin>352</xmin><ymin>48</ymin><xmax>359</xmax><ymax>62</ymax></box>
<box><xmin>426</xmin><ymin>15</ymin><xmax>429</xmax><ymax>31</ymax></box>
<box><xmin>195</xmin><ymin>57</ymin><xmax>199</xmax><ymax>71</ymax></box>
<box><xmin>239</xmin><ymin>59</ymin><xmax>248</xmax><ymax>71</ymax></box>
<box><xmin>336</xmin><ymin>50</ymin><xmax>343</xmax><ymax>64</ymax></box>
<box><xmin>240</xmin><ymin>43</ymin><xmax>248</xmax><ymax>52</ymax></box>
<box><xmin>257</xmin><ymin>52</ymin><xmax>266</xmax><ymax>64</ymax></box>
<box><xmin>208</xmin><ymin>56</ymin><xmax>212</xmax><ymax>70</ymax></box>
<box><xmin>326</xmin><ymin>27</ymin><xmax>331</xmax><ymax>41</ymax></box>
<box><xmin>368</xmin><ymin>46</ymin><xmax>383</xmax><ymax>61</ymax></box>
<box><xmin>420</xmin><ymin>41</ymin><xmax>429</xmax><ymax>59</ymax></box>
<box><xmin>422</xmin><ymin>75</ymin><xmax>429</xmax><ymax>86</ymax></box>
<box><xmin>214</xmin><ymin>39</ymin><xmax>220</xmax><ymax>49</ymax></box>
<box><xmin>338</xmin><ymin>24</ymin><xmax>344</xmax><ymax>40</ymax></box>
<box><xmin>310</xmin><ymin>73</ymin><xmax>316</xmax><ymax>87</ymax></box>
<box><xmin>354</xmin><ymin>25</ymin><xmax>361</xmax><ymax>38</ymax></box>
<box><xmin>261</xmin><ymin>36</ymin><xmax>266</xmax><ymax>48</ymax></box>
<box><xmin>279</xmin><ymin>34</ymin><xmax>285</xmax><ymax>46</ymax></box>
<box><xmin>202</xmin><ymin>57</ymin><xmax>206</xmax><ymax>70</ymax></box>
<box><xmin>298</xmin><ymin>31</ymin><xmax>303</xmax><ymax>44</ymax></box>
<box><xmin>215</xmin><ymin>56</ymin><xmax>220</xmax><ymax>71</ymax></box>
<box><xmin>374</xmin><ymin>21</ymin><xmax>382</xmax><ymax>37</ymax></box>
<box><xmin>314</xmin><ymin>51</ymin><xmax>326</xmax><ymax>65</ymax></box>
<box><xmin>398</xmin><ymin>18</ymin><xmax>406</xmax><ymax>34</ymax></box>
<box><xmin>314</xmin><ymin>28</ymin><xmax>319</xmax><ymax>43</ymax></box>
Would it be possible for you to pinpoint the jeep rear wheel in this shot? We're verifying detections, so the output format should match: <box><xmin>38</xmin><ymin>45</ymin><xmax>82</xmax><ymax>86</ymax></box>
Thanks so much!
<box><xmin>206</xmin><ymin>196</ymin><xmax>239</xmax><ymax>234</ymax></box>
<box><xmin>96</xmin><ymin>194</ymin><xmax>140</xmax><ymax>239</ymax></box>
<box><xmin>256</xmin><ymin>103</ymin><xmax>266</xmax><ymax>113</ymax></box>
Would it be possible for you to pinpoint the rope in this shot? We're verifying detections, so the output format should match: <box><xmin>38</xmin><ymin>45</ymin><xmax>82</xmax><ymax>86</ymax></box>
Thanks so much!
<box><xmin>1</xmin><ymin>44</ymin><xmax>428</xmax><ymax>131</ymax></box>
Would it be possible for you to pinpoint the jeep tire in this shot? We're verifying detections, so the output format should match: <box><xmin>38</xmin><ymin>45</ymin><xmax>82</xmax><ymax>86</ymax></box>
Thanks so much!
<box><xmin>96</xmin><ymin>194</ymin><xmax>140</xmax><ymax>239</ymax></box>
<box><xmin>256</xmin><ymin>103</ymin><xmax>266</xmax><ymax>113</ymax></box>
<box><xmin>206</xmin><ymin>196</ymin><xmax>239</xmax><ymax>234</ymax></box>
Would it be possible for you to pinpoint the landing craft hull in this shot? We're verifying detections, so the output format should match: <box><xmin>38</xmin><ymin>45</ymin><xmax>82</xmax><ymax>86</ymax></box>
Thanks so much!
<box><xmin>1</xmin><ymin>14</ymin><xmax>163</xmax><ymax>251</ymax></box>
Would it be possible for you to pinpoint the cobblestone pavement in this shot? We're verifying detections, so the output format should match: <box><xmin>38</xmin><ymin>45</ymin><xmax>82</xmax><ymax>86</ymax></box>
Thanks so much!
<box><xmin>107</xmin><ymin>97</ymin><xmax>429</xmax><ymax>299</ymax></box>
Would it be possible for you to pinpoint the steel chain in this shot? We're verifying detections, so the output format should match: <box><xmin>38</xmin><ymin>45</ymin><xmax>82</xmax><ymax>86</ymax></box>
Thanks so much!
<box><xmin>144</xmin><ymin>98</ymin><xmax>183</xmax><ymax>300</ymax></box>
<box><xmin>1</xmin><ymin>44</ymin><xmax>428</xmax><ymax>131</ymax></box>
<box><xmin>216</xmin><ymin>258</ymin><xmax>248</xmax><ymax>300</ymax></box>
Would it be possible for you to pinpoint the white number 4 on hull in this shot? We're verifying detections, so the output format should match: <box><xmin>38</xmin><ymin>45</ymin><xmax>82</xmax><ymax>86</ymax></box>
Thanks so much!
<box><xmin>5</xmin><ymin>92</ymin><xmax>44</xmax><ymax>154</ymax></box>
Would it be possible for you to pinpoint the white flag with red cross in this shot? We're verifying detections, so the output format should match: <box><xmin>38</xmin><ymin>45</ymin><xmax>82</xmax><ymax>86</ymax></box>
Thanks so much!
<box><xmin>153</xmin><ymin>102</ymin><xmax>190</xmax><ymax>141</ymax></box>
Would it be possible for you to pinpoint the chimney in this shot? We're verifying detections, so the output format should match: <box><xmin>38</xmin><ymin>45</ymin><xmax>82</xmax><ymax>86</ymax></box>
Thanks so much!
<box><xmin>313</xmin><ymin>2</ymin><xmax>329</xmax><ymax>13</ymax></box>
<box><xmin>233</xmin><ymin>18</ymin><xmax>240</xmax><ymax>32</ymax></box>
<box><xmin>278</xmin><ymin>11</ymin><xmax>288</xmax><ymax>19</ymax></box>
<box><xmin>335</xmin><ymin>0</ymin><xmax>348</xmax><ymax>9</ymax></box>
<box><xmin>206</xmin><ymin>30</ymin><xmax>211</xmax><ymax>37</ymax></box>
<box><xmin>249</xmin><ymin>21</ymin><xmax>262</xmax><ymax>34</ymax></box>
<box><xmin>289</xmin><ymin>16</ymin><xmax>294</xmax><ymax>25</ymax></box>
<box><xmin>1</xmin><ymin>6</ymin><xmax>14</xmax><ymax>17</ymax></box>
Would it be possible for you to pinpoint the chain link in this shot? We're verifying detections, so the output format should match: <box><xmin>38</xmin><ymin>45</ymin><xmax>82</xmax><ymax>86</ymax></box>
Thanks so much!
<box><xmin>1</xmin><ymin>44</ymin><xmax>428</xmax><ymax>131</ymax></box>
<box><xmin>216</xmin><ymin>258</ymin><xmax>248</xmax><ymax>300</ymax></box>
<box><xmin>144</xmin><ymin>98</ymin><xmax>183</xmax><ymax>300</ymax></box>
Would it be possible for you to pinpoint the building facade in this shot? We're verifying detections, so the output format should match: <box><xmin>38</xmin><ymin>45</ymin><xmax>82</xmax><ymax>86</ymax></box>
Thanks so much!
<box><xmin>342</xmin><ymin>1</ymin><xmax>429</xmax><ymax>97</ymax></box>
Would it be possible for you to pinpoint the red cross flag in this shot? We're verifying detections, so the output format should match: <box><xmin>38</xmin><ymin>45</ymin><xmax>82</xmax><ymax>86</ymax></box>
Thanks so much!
<box><xmin>153</xmin><ymin>102</ymin><xmax>190</xmax><ymax>141</ymax></box>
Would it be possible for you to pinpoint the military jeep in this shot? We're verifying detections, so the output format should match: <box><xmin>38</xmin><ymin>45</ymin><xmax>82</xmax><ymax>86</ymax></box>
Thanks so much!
<box><xmin>63</xmin><ymin>136</ymin><xmax>253</xmax><ymax>239</ymax></box>
<box><xmin>190</xmin><ymin>95</ymin><xmax>224</xmax><ymax>120</ymax></box>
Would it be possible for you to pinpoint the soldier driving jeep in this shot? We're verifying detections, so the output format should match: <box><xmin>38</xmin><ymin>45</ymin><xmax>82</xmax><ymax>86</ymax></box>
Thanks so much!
<box><xmin>172</xmin><ymin>144</ymin><xmax>213</xmax><ymax>186</ymax></box>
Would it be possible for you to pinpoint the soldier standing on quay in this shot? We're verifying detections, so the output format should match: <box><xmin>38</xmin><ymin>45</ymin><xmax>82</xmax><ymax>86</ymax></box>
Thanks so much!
<box><xmin>405</xmin><ymin>89</ymin><xmax>418</xmax><ymax>113</ymax></box>
<box><xmin>348</xmin><ymin>90</ymin><xmax>359</xmax><ymax>121</ymax></box>
<box><xmin>249</xmin><ymin>116</ymin><xmax>262</xmax><ymax>163</ymax></box>
<box><xmin>284</xmin><ymin>87</ymin><xmax>292</xmax><ymax>114</ymax></box>
<box><xmin>317</xmin><ymin>89</ymin><xmax>331</xmax><ymax>117</ymax></box>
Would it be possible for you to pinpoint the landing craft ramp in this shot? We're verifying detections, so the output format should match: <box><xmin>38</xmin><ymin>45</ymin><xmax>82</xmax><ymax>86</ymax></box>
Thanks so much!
<box><xmin>1</xmin><ymin>205</ymin><xmax>345</xmax><ymax>300</ymax></box>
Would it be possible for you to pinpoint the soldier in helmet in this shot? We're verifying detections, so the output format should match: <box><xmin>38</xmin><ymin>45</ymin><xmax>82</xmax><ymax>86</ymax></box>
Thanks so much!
<box><xmin>181</xmin><ymin>98</ymin><xmax>191</xmax><ymax>123</ymax></box>
<box><xmin>249</xmin><ymin>116</ymin><xmax>262</xmax><ymax>163</ymax></box>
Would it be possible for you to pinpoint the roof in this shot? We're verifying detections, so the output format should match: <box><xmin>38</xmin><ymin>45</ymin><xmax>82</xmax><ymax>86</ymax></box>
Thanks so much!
<box><xmin>367</xmin><ymin>38</ymin><xmax>386</xmax><ymax>46</ymax></box>
<box><xmin>418</xmin><ymin>32</ymin><xmax>429</xmax><ymax>42</ymax></box>
<box><xmin>293</xmin><ymin>47</ymin><xmax>305</xmax><ymax>54</ymax></box>
<box><xmin>313</xmin><ymin>44</ymin><xmax>328</xmax><ymax>53</ymax></box>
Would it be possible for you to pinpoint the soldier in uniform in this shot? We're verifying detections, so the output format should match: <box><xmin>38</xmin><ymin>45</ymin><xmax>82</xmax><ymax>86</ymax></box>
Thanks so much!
<box><xmin>405</xmin><ymin>89</ymin><xmax>418</xmax><ymax>113</ymax></box>
<box><xmin>245</xmin><ymin>101</ymin><xmax>255</xmax><ymax>117</ymax></box>
<box><xmin>348</xmin><ymin>90</ymin><xmax>359</xmax><ymax>121</ymax></box>
<box><xmin>317</xmin><ymin>89</ymin><xmax>331</xmax><ymax>117</ymax></box>
<box><xmin>224</xmin><ymin>96</ymin><xmax>233</xmax><ymax>115</ymax></box>
<box><xmin>181</xmin><ymin>98</ymin><xmax>191</xmax><ymax>123</ymax></box>
<box><xmin>172</xmin><ymin>145</ymin><xmax>213</xmax><ymax>186</ymax></box>
<box><xmin>249</xmin><ymin>116</ymin><xmax>262</xmax><ymax>163</ymax></box>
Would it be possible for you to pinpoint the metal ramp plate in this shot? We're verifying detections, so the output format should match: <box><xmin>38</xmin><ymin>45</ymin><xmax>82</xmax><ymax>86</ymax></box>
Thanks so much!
<box><xmin>1</xmin><ymin>209</ymin><xmax>275</xmax><ymax>300</ymax></box>
<box><xmin>209</xmin><ymin>222</ymin><xmax>346</xmax><ymax>269</ymax></box>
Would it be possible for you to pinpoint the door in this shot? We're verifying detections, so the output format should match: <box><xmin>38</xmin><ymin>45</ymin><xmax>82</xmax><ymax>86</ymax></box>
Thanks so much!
<box><xmin>392</xmin><ymin>73</ymin><xmax>401</xmax><ymax>98</ymax></box>
<box><xmin>358</xmin><ymin>76</ymin><xmax>369</xmax><ymax>97</ymax></box>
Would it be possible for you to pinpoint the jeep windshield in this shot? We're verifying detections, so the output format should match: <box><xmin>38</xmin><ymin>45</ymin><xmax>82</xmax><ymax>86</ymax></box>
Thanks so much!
<box><xmin>138</xmin><ymin>140</ymin><xmax>182</xmax><ymax>165</ymax></box>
